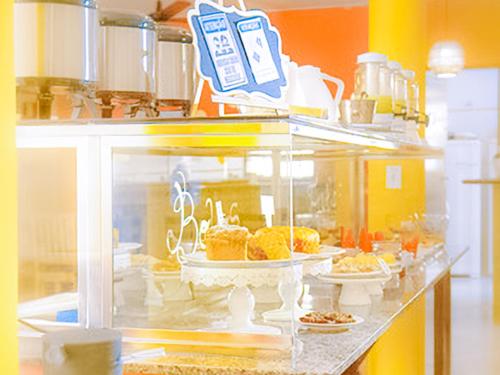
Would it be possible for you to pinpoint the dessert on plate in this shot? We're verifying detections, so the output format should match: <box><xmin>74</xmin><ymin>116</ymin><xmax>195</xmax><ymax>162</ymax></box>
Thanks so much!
<box><xmin>205</xmin><ymin>224</ymin><xmax>250</xmax><ymax>260</ymax></box>
<box><xmin>333</xmin><ymin>253</ymin><xmax>381</xmax><ymax>273</ymax></box>
<box><xmin>152</xmin><ymin>254</ymin><xmax>181</xmax><ymax>272</ymax></box>
<box><xmin>258</xmin><ymin>226</ymin><xmax>320</xmax><ymax>254</ymax></box>
<box><xmin>247</xmin><ymin>228</ymin><xmax>291</xmax><ymax>260</ymax></box>
<box><xmin>378</xmin><ymin>252</ymin><xmax>397</xmax><ymax>266</ymax></box>
<box><xmin>299</xmin><ymin>311</ymin><xmax>355</xmax><ymax>324</ymax></box>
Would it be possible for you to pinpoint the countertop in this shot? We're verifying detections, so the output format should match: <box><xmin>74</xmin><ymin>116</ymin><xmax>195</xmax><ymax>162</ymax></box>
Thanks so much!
<box><xmin>124</xmin><ymin>247</ymin><xmax>465</xmax><ymax>375</ymax></box>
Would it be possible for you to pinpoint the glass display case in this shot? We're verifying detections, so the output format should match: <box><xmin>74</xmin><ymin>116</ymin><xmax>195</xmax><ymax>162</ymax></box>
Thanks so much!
<box><xmin>16</xmin><ymin>116</ymin><xmax>444</xmax><ymax>369</ymax></box>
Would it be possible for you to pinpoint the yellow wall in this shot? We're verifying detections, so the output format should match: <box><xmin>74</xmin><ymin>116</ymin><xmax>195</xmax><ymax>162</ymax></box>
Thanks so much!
<box><xmin>366</xmin><ymin>160</ymin><xmax>426</xmax><ymax>231</ymax></box>
<box><xmin>367</xmin><ymin>0</ymin><xmax>428</xmax><ymax>236</ymax></box>
<box><xmin>366</xmin><ymin>0</ymin><xmax>428</xmax><ymax>373</ymax></box>
<box><xmin>0</xmin><ymin>0</ymin><xmax>18</xmax><ymax>373</ymax></box>
<box><xmin>369</xmin><ymin>0</ymin><xmax>427</xmax><ymax>113</ymax></box>
<box><xmin>365</xmin><ymin>295</ymin><xmax>427</xmax><ymax>374</ymax></box>
<box><xmin>427</xmin><ymin>0</ymin><xmax>500</xmax><ymax>68</ymax></box>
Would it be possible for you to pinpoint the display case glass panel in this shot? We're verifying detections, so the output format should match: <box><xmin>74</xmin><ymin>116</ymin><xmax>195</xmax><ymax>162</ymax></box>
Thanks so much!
<box><xmin>16</xmin><ymin>118</ymin><xmax>445</xmax><ymax>370</ymax></box>
<box><xmin>18</xmin><ymin>148</ymin><xmax>79</xmax><ymax>324</ymax></box>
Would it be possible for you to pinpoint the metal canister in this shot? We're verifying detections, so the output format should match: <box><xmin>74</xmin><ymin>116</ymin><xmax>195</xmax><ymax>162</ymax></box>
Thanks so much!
<box><xmin>156</xmin><ymin>25</ymin><xmax>194</xmax><ymax>115</ymax></box>
<box><xmin>98</xmin><ymin>11</ymin><xmax>157</xmax><ymax>118</ymax></box>
<box><xmin>14</xmin><ymin>0</ymin><xmax>99</xmax><ymax>119</ymax></box>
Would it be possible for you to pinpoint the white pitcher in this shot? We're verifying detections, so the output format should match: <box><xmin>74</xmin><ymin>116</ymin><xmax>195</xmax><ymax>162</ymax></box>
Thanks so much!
<box><xmin>286</xmin><ymin>64</ymin><xmax>345</xmax><ymax>121</ymax></box>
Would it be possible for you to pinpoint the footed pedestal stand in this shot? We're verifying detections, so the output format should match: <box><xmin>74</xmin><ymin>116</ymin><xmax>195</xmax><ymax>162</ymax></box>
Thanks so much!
<box><xmin>182</xmin><ymin>261</ymin><xmax>303</xmax><ymax>334</ymax></box>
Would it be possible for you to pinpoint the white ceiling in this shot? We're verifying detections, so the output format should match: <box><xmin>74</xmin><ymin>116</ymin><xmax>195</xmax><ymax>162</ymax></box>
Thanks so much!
<box><xmin>97</xmin><ymin>0</ymin><xmax>367</xmax><ymax>16</ymax></box>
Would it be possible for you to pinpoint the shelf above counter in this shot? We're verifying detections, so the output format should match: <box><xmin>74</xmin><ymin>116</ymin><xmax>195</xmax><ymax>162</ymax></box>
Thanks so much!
<box><xmin>16</xmin><ymin>116</ymin><xmax>442</xmax><ymax>158</ymax></box>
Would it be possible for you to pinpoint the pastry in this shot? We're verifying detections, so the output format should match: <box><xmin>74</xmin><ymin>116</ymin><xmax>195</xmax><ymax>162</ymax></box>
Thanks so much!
<box><xmin>205</xmin><ymin>224</ymin><xmax>250</xmax><ymax>260</ymax></box>
<box><xmin>259</xmin><ymin>226</ymin><xmax>320</xmax><ymax>254</ymax></box>
<box><xmin>152</xmin><ymin>255</ymin><xmax>180</xmax><ymax>272</ymax></box>
<box><xmin>299</xmin><ymin>311</ymin><xmax>355</xmax><ymax>324</ymax></box>
<box><xmin>333</xmin><ymin>253</ymin><xmax>381</xmax><ymax>273</ymax></box>
<box><xmin>248</xmin><ymin>229</ymin><xmax>290</xmax><ymax>260</ymax></box>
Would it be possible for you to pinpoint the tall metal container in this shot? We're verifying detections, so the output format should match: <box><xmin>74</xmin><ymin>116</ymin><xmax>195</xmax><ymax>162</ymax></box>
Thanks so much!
<box><xmin>14</xmin><ymin>0</ymin><xmax>99</xmax><ymax>119</ymax></box>
<box><xmin>98</xmin><ymin>11</ymin><xmax>157</xmax><ymax>118</ymax></box>
<box><xmin>156</xmin><ymin>25</ymin><xmax>194</xmax><ymax>116</ymax></box>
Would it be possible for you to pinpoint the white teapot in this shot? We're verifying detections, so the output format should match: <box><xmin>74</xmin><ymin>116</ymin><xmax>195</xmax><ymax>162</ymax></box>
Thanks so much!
<box><xmin>285</xmin><ymin>62</ymin><xmax>344</xmax><ymax>122</ymax></box>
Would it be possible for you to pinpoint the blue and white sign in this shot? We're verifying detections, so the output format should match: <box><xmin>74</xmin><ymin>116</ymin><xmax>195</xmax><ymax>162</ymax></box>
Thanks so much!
<box><xmin>188</xmin><ymin>0</ymin><xmax>287</xmax><ymax>102</ymax></box>
<box><xmin>199</xmin><ymin>13</ymin><xmax>248</xmax><ymax>90</ymax></box>
<box><xmin>237</xmin><ymin>18</ymin><xmax>280</xmax><ymax>85</ymax></box>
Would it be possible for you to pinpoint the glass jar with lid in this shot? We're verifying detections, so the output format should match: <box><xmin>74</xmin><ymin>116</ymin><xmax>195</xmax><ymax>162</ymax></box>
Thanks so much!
<box><xmin>403</xmin><ymin>69</ymin><xmax>419</xmax><ymax>119</ymax></box>
<box><xmin>354</xmin><ymin>52</ymin><xmax>392</xmax><ymax>114</ymax></box>
<box><xmin>156</xmin><ymin>25</ymin><xmax>195</xmax><ymax>116</ymax></box>
<box><xmin>98</xmin><ymin>10</ymin><xmax>157</xmax><ymax>118</ymax></box>
<box><xmin>14</xmin><ymin>0</ymin><xmax>99</xmax><ymax>119</ymax></box>
<box><xmin>388</xmin><ymin>61</ymin><xmax>407</xmax><ymax>117</ymax></box>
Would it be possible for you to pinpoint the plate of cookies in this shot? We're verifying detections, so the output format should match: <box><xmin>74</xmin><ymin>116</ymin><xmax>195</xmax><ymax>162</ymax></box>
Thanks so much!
<box><xmin>297</xmin><ymin>311</ymin><xmax>364</xmax><ymax>331</ymax></box>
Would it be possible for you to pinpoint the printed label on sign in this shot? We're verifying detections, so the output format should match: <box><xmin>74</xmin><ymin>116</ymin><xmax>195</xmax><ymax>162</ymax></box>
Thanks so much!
<box><xmin>237</xmin><ymin>18</ymin><xmax>280</xmax><ymax>85</ymax></box>
<box><xmin>199</xmin><ymin>13</ymin><xmax>248</xmax><ymax>90</ymax></box>
<box><xmin>386</xmin><ymin>165</ymin><xmax>402</xmax><ymax>189</ymax></box>
<box><xmin>260</xmin><ymin>195</ymin><xmax>275</xmax><ymax>227</ymax></box>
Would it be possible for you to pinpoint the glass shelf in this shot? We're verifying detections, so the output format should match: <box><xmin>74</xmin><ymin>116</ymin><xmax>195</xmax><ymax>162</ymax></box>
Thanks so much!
<box><xmin>17</xmin><ymin>115</ymin><xmax>442</xmax><ymax>158</ymax></box>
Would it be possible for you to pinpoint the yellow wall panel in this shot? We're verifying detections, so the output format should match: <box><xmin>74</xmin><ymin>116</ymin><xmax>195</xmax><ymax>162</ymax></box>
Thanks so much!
<box><xmin>0</xmin><ymin>0</ymin><xmax>19</xmax><ymax>373</ymax></box>
<box><xmin>369</xmin><ymin>0</ymin><xmax>427</xmax><ymax>113</ymax></box>
<box><xmin>427</xmin><ymin>0</ymin><xmax>500</xmax><ymax>69</ymax></box>
<box><xmin>493</xmin><ymin>186</ymin><xmax>500</xmax><ymax>323</ymax></box>
<box><xmin>368</xmin><ymin>0</ymin><xmax>428</xmax><ymax>373</ymax></box>
<box><xmin>365</xmin><ymin>295</ymin><xmax>426</xmax><ymax>375</ymax></box>
<box><xmin>366</xmin><ymin>159</ymin><xmax>426</xmax><ymax>232</ymax></box>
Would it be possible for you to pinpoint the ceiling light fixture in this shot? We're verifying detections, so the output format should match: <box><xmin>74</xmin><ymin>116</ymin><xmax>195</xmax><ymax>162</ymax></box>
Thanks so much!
<box><xmin>428</xmin><ymin>0</ymin><xmax>464</xmax><ymax>79</ymax></box>
<box><xmin>428</xmin><ymin>40</ymin><xmax>464</xmax><ymax>78</ymax></box>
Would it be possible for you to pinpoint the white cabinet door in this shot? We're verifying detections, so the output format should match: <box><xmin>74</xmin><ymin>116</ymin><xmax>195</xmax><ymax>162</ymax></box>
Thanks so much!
<box><xmin>445</xmin><ymin>140</ymin><xmax>482</xmax><ymax>276</ymax></box>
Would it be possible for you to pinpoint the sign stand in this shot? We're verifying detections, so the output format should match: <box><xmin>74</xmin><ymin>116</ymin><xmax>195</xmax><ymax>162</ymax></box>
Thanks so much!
<box><xmin>188</xmin><ymin>0</ymin><xmax>288</xmax><ymax>117</ymax></box>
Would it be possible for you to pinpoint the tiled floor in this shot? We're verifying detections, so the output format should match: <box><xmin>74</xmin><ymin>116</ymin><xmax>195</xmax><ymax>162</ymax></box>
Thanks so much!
<box><xmin>427</xmin><ymin>277</ymin><xmax>500</xmax><ymax>374</ymax></box>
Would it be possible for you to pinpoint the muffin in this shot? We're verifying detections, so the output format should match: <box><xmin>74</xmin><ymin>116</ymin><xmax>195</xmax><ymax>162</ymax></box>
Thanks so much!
<box><xmin>205</xmin><ymin>224</ymin><xmax>250</xmax><ymax>260</ymax></box>
<box><xmin>259</xmin><ymin>226</ymin><xmax>320</xmax><ymax>254</ymax></box>
<box><xmin>248</xmin><ymin>229</ymin><xmax>291</xmax><ymax>260</ymax></box>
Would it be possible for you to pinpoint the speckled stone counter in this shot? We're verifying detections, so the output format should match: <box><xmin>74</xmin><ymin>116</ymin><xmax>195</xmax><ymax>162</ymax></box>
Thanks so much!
<box><xmin>124</xmin><ymin>249</ymin><xmax>464</xmax><ymax>375</ymax></box>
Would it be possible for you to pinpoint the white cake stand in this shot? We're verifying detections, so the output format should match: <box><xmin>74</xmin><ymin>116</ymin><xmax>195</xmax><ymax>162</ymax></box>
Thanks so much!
<box><xmin>181</xmin><ymin>254</ymin><xmax>304</xmax><ymax>334</ymax></box>
<box><xmin>318</xmin><ymin>274</ymin><xmax>392</xmax><ymax>306</ymax></box>
<box><xmin>262</xmin><ymin>254</ymin><xmax>335</xmax><ymax>322</ymax></box>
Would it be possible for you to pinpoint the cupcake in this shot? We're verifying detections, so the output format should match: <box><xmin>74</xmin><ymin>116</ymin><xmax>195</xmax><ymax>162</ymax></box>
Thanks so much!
<box><xmin>205</xmin><ymin>224</ymin><xmax>250</xmax><ymax>260</ymax></box>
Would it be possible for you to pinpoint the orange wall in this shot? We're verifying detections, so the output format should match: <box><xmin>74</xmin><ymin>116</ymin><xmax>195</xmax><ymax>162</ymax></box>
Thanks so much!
<box><xmin>269</xmin><ymin>7</ymin><xmax>368</xmax><ymax>99</ymax></box>
<box><xmin>198</xmin><ymin>7</ymin><xmax>368</xmax><ymax>116</ymax></box>
<box><xmin>427</xmin><ymin>0</ymin><xmax>500</xmax><ymax>68</ymax></box>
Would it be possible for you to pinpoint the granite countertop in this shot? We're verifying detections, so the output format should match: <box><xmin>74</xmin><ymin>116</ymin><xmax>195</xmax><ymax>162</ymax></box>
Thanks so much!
<box><xmin>124</xmin><ymin>248</ymin><xmax>465</xmax><ymax>375</ymax></box>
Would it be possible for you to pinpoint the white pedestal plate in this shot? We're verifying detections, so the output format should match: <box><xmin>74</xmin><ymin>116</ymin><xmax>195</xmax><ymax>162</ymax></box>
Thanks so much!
<box><xmin>181</xmin><ymin>254</ymin><xmax>304</xmax><ymax>334</ymax></box>
<box><xmin>262</xmin><ymin>251</ymin><xmax>340</xmax><ymax>322</ymax></box>
<box><xmin>318</xmin><ymin>273</ymin><xmax>392</xmax><ymax>306</ymax></box>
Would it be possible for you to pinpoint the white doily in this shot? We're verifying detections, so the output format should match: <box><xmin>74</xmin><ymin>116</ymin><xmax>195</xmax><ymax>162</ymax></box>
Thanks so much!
<box><xmin>182</xmin><ymin>263</ymin><xmax>303</xmax><ymax>288</ymax></box>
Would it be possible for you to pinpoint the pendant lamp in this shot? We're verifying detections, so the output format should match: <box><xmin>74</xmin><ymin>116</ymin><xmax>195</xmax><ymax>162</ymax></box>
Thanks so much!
<box><xmin>428</xmin><ymin>40</ymin><xmax>464</xmax><ymax>78</ymax></box>
<box><xmin>428</xmin><ymin>0</ymin><xmax>464</xmax><ymax>78</ymax></box>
